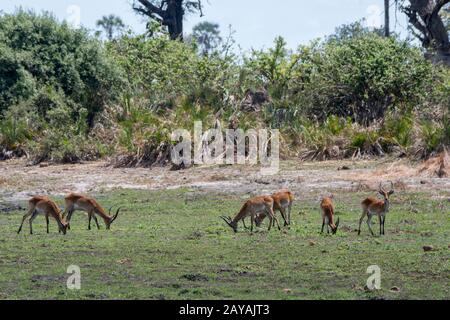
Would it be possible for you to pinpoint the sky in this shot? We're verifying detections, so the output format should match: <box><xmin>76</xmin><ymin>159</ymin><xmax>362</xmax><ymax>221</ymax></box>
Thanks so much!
<box><xmin>1</xmin><ymin>0</ymin><xmax>409</xmax><ymax>52</ymax></box>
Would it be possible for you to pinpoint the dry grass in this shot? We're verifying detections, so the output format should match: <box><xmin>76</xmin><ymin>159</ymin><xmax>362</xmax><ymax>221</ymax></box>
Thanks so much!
<box><xmin>418</xmin><ymin>149</ymin><xmax>449</xmax><ymax>178</ymax></box>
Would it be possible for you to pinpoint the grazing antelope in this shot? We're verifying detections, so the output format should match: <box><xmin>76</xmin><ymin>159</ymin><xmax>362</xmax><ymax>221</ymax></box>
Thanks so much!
<box><xmin>17</xmin><ymin>196</ymin><xmax>68</xmax><ymax>235</ymax></box>
<box><xmin>221</xmin><ymin>196</ymin><xmax>281</xmax><ymax>233</ymax></box>
<box><xmin>320</xmin><ymin>195</ymin><xmax>340</xmax><ymax>234</ymax></box>
<box><xmin>255</xmin><ymin>190</ymin><xmax>295</xmax><ymax>227</ymax></box>
<box><xmin>63</xmin><ymin>193</ymin><xmax>120</xmax><ymax>230</ymax></box>
<box><xmin>358</xmin><ymin>182</ymin><xmax>395</xmax><ymax>236</ymax></box>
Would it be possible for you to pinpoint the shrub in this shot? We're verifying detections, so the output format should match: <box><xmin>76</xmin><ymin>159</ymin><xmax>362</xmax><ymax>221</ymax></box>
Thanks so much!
<box><xmin>0</xmin><ymin>10</ymin><xmax>123</xmax><ymax>125</ymax></box>
<box><xmin>1</xmin><ymin>12</ymin><xmax>448</xmax><ymax>165</ymax></box>
<box><xmin>245</xmin><ymin>37</ymin><xmax>302</xmax><ymax>101</ymax></box>
<box><xmin>420</xmin><ymin>121</ymin><xmax>444</xmax><ymax>155</ymax></box>
<box><xmin>350</xmin><ymin>131</ymin><xmax>380</xmax><ymax>151</ymax></box>
<box><xmin>382</xmin><ymin>110</ymin><xmax>414</xmax><ymax>150</ymax></box>
<box><xmin>305</xmin><ymin>35</ymin><xmax>433</xmax><ymax>124</ymax></box>
<box><xmin>108</xmin><ymin>33</ymin><xmax>236</xmax><ymax>111</ymax></box>
<box><xmin>0</xmin><ymin>116</ymin><xmax>32</xmax><ymax>159</ymax></box>
<box><xmin>26</xmin><ymin>130</ymin><xmax>104</xmax><ymax>164</ymax></box>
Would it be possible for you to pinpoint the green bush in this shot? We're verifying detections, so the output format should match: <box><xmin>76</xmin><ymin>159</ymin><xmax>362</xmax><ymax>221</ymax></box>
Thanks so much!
<box><xmin>382</xmin><ymin>110</ymin><xmax>414</xmax><ymax>149</ymax></box>
<box><xmin>419</xmin><ymin>115</ymin><xmax>449</xmax><ymax>156</ymax></box>
<box><xmin>26</xmin><ymin>130</ymin><xmax>104</xmax><ymax>164</ymax></box>
<box><xmin>243</xmin><ymin>33</ymin><xmax>433</xmax><ymax>128</ymax></box>
<box><xmin>420</xmin><ymin>121</ymin><xmax>444</xmax><ymax>154</ymax></box>
<box><xmin>351</xmin><ymin>133</ymin><xmax>368</xmax><ymax>150</ymax></box>
<box><xmin>245</xmin><ymin>37</ymin><xmax>302</xmax><ymax>101</ymax></box>
<box><xmin>108</xmin><ymin>33</ymin><xmax>236</xmax><ymax>111</ymax></box>
<box><xmin>305</xmin><ymin>35</ymin><xmax>433</xmax><ymax>124</ymax></box>
<box><xmin>0</xmin><ymin>11</ymin><xmax>448</xmax><ymax>164</ymax></box>
<box><xmin>0</xmin><ymin>117</ymin><xmax>32</xmax><ymax>154</ymax></box>
<box><xmin>351</xmin><ymin>131</ymin><xmax>380</xmax><ymax>151</ymax></box>
<box><xmin>0</xmin><ymin>10</ymin><xmax>123</xmax><ymax>124</ymax></box>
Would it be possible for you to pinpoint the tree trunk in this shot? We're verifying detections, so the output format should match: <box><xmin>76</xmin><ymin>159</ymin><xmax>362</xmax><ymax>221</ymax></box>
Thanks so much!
<box><xmin>403</xmin><ymin>0</ymin><xmax>450</xmax><ymax>65</ymax></box>
<box><xmin>166</xmin><ymin>0</ymin><xmax>184</xmax><ymax>40</ymax></box>
<box><xmin>133</xmin><ymin>0</ymin><xmax>186</xmax><ymax>40</ymax></box>
<box><xmin>385</xmin><ymin>0</ymin><xmax>391</xmax><ymax>37</ymax></box>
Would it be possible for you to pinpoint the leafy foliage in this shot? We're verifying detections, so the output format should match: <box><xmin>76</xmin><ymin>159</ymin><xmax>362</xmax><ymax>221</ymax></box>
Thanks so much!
<box><xmin>306</xmin><ymin>35</ymin><xmax>433</xmax><ymax>124</ymax></box>
<box><xmin>0</xmin><ymin>12</ymin><xmax>448</xmax><ymax>164</ymax></box>
<box><xmin>0</xmin><ymin>10</ymin><xmax>123</xmax><ymax>124</ymax></box>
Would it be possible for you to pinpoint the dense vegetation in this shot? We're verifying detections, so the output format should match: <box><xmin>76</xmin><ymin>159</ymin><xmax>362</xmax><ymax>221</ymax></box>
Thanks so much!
<box><xmin>0</xmin><ymin>11</ymin><xmax>449</xmax><ymax>165</ymax></box>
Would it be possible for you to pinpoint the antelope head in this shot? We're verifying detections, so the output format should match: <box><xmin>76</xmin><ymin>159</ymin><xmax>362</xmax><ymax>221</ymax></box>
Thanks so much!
<box><xmin>220</xmin><ymin>216</ymin><xmax>238</xmax><ymax>233</ymax></box>
<box><xmin>255</xmin><ymin>213</ymin><xmax>264</xmax><ymax>227</ymax></box>
<box><xmin>57</xmin><ymin>209</ymin><xmax>69</xmax><ymax>235</ymax></box>
<box><xmin>105</xmin><ymin>206</ymin><xmax>121</xmax><ymax>230</ymax></box>
<box><xmin>331</xmin><ymin>217</ymin><xmax>340</xmax><ymax>235</ymax></box>
<box><xmin>378</xmin><ymin>181</ymin><xmax>395</xmax><ymax>201</ymax></box>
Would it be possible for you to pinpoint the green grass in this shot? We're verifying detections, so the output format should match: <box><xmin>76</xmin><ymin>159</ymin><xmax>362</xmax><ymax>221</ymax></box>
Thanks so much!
<box><xmin>0</xmin><ymin>188</ymin><xmax>449</xmax><ymax>300</ymax></box>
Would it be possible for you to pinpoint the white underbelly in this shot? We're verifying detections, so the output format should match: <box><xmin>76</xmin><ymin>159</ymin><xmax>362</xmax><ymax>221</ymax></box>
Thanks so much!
<box><xmin>35</xmin><ymin>208</ymin><xmax>47</xmax><ymax>215</ymax></box>
<box><xmin>74</xmin><ymin>203</ymin><xmax>88</xmax><ymax>211</ymax></box>
<box><xmin>279</xmin><ymin>200</ymin><xmax>289</xmax><ymax>208</ymax></box>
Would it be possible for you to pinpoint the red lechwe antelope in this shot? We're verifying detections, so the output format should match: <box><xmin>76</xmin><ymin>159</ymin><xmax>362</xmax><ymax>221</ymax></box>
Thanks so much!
<box><xmin>320</xmin><ymin>195</ymin><xmax>340</xmax><ymax>234</ymax></box>
<box><xmin>358</xmin><ymin>182</ymin><xmax>395</xmax><ymax>236</ymax></box>
<box><xmin>255</xmin><ymin>190</ymin><xmax>295</xmax><ymax>227</ymax></box>
<box><xmin>221</xmin><ymin>196</ymin><xmax>281</xmax><ymax>233</ymax></box>
<box><xmin>63</xmin><ymin>193</ymin><xmax>121</xmax><ymax>230</ymax></box>
<box><xmin>17</xmin><ymin>196</ymin><xmax>69</xmax><ymax>235</ymax></box>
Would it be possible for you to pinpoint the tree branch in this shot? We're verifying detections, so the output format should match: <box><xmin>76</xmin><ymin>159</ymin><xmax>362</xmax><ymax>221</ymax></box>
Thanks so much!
<box><xmin>402</xmin><ymin>6</ymin><xmax>430</xmax><ymax>40</ymax></box>
<box><xmin>135</xmin><ymin>0</ymin><xmax>166</xmax><ymax>18</ymax></box>
<box><xmin>133</xmin><ymin>6</ymin><xmax>164</xmax><ymax>24</ymax></box>
<box><xmin>431</xmin><ymin>0</ymin><xmax>450</xmax><ymax>23</ymax></box>
<box><xmin>197</xmin><ymin>0</ymin><xmax>204</xmax><ymax>17</ymax></box>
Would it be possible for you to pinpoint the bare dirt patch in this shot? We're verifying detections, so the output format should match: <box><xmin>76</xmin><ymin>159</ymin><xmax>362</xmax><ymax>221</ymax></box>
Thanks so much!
<box><xmin>0</xmin><ymin>155</ymin><xmax>449</xmax><ymax>206</ymax></box>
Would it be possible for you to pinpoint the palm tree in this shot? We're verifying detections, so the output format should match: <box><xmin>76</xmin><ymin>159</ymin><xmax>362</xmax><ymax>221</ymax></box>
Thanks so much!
<box><xmin>192</xmin><ymin>21</ymin><xmax>222</xmax><ymax>55</ymax></box>
<box><xmin>96</xmin><ymin>15</ymin><xmax>125</xmax><ymax>41</ymax></box>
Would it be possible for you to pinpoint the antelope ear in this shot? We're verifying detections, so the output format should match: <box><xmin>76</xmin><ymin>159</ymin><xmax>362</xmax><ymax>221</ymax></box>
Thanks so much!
<box><xmin>389</xmin><ymin>190</ymin><xmax>394</xmax><ymax>195</ymax></box>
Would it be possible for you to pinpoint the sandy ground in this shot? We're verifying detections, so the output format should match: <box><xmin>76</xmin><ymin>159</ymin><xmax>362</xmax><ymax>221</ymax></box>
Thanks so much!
<box><xmin>1</xmin><ymin>157</ymin><xmax>449</xmax><ymax>210</ymax></box>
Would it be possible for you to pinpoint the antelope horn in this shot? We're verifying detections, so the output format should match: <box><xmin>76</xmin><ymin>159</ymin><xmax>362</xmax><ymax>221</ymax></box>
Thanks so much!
<box><xmin>220</xmin><ymin>216</ymin><xmax>234</xmax><ymax>228</ymax></box>
<box><xmin>378</xmin><ymin>182</ymin><xmax>385</xmax><ymax>193</ymax></box>
<box><xmin>389</xmin><ymin>181</ymin><xmax>394</xmax><ymax>191</ymax></box>
<box><xmin>333</xmin><ymin>218</ymin><xmax>340</xmax><ymax>234</ymax></box>
<box><xmin>57</xmin><ymin>209</ymin><xmax>67</xmax><ymax>220</ymax></box>
<box><xmin>111</xmin><ymin>207</ymin><xmax>121</xmax><ymax>223</ymax></box>
<box><xmin>108</xmin><ymin>205</ymin><xmax>116</xmax><ymax>216</ymax></box>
